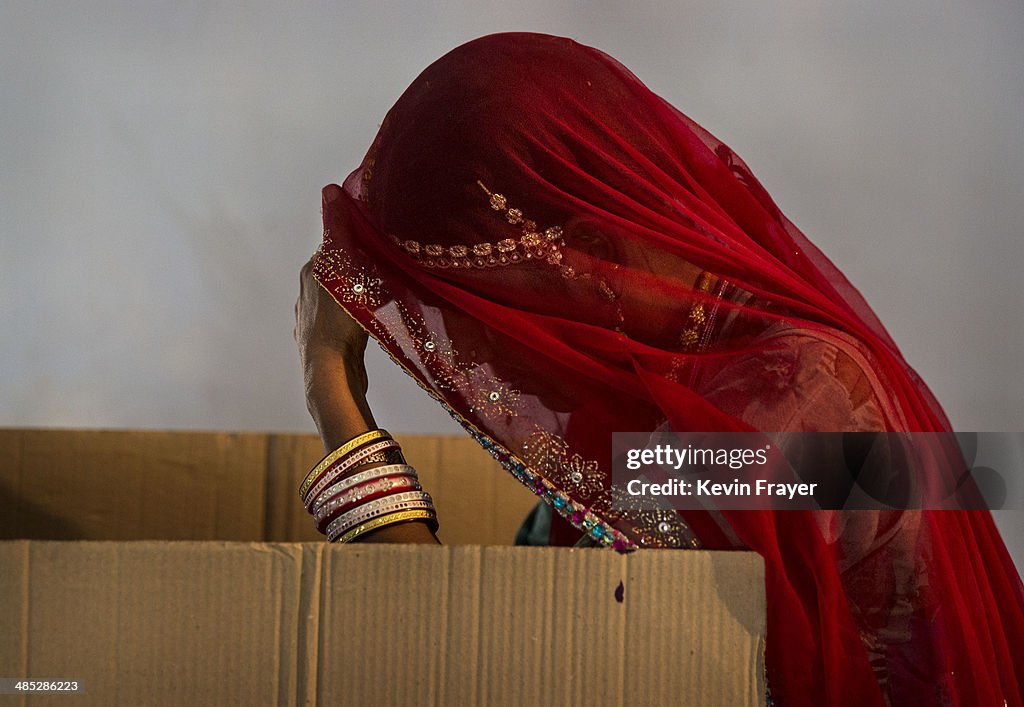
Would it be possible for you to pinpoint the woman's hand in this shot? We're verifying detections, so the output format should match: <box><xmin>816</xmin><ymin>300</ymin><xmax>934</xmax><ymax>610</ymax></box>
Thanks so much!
<box><xmin>295</xmin><ymin>254</ymin><xmax>368</xmax><ymax>393</ymax></box>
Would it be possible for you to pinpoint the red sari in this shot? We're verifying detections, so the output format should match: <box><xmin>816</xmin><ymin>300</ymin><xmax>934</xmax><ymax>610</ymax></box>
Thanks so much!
<box><xmin>313</xmin><ymin>32</ymin><xmax>1023</xmax><ymax>705</ymax></box>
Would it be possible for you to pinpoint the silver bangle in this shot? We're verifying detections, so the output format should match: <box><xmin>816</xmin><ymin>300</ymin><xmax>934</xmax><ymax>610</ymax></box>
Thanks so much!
<box><xmin>327</xmin><ymin>501</ymin><xmax>436</xmax><ymax>543</ymax></box>
<box><xmin>324</xmin><ymin>490</ymin><xmax>434</xmax><ymax>540</ymax></box>
<box><xmin>312</xmin><ymin>463</ymin><xmax>419</xmax><ymax>514</ymax></box>
<box><xmin>314</xmin><ymin>474</ymin><xmax>422</xmax><ymax>528</ymax></box>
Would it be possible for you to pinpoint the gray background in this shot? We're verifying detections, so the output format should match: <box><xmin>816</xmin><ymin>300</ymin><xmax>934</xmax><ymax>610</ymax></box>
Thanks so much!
<box><xmin>1</xmin><ymin>2</ymin><xmax>1020</xmax><ymax>571</ymax></box>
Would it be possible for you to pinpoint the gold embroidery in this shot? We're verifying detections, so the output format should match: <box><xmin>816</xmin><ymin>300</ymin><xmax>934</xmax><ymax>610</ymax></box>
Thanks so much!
<box><xmin>677</xmin><ymin>271</ymin><xmax>715</xmax><ymax>349</ymax></box>
<box><xmin>373</xmin><ymin>299</ymin><xmax>522</xmax><ymax>417</ymax></box>
<box><xmin>610</xmin><ymin>478</ymin><xmax>701</xmax><ymax>549</ymax></box>
<box><xmin>313</xmin><ymin>250</ymin><xmax>385</xmax><ymax>308</ymax></box>
<box><xmin>463</xmin><ymin>368</ymin><xmax>523</xmax><ymax>420</ymax></box>
<box><xmin>666</xmin><ymin>271</ymin><xmax>720</xmax><ymax>382</ymax></box>
<box><xmin>523</xmin><ymin>427</ymin><xmax>608</xmax><ymax>501</ymax></box>
<box><xmin>623</xmin><ymin>508</ymin><xmax>701</xmax><ymax>548</ymax></box>
<box><xmin>560</xmin><ymin>264</ymin><xmax>626</xmax><ymax>334</ymax></box>
<box><xmin>361</xmin><ymin>156</ymin><xmax>375</xmax><ymax>186</ymax></box>
<box><xmin>388</xmin><ymin>181</ymin><xmax>565</xmax><ymax>269</ymax></box>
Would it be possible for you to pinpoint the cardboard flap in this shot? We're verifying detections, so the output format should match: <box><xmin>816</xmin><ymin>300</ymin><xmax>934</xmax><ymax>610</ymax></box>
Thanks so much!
<box><xmin>0</xmin><ymin>541</ymin><xmax>767</xmax><ymax>706</ymax></box>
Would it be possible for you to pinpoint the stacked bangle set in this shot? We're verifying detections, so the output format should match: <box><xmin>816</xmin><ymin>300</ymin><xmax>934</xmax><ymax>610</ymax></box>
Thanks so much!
<box><xmin>300</xmin><ymin>429</ymin><xmax>438</xmax><ymax>543</ymax></box>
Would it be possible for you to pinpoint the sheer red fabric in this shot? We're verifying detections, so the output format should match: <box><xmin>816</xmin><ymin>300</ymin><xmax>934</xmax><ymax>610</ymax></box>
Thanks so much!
<box><xmin>313</xmin><ymin>32</ymin><xmax>1023</xmax><ymax>705</ymax></box>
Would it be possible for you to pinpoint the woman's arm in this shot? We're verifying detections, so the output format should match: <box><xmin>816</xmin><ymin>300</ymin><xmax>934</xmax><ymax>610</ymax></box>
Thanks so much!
<box><xmin>294</xmin><ymin>186</ymin><xmax>439</xmax><ymax>544</ymax></box>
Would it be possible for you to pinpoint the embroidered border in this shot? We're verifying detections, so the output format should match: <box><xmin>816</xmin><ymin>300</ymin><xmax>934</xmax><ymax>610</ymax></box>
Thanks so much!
<box><xmin>388</xmin><ymin>181</ymin><xmax>565</xmax><ymax>269</ymax></box>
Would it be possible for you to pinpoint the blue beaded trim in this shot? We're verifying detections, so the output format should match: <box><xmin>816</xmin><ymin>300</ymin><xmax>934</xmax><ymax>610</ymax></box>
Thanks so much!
<box><xmin>445</xmin><ymin>408</ymin><xmax>633</xmax><ymax>550</ymax></box>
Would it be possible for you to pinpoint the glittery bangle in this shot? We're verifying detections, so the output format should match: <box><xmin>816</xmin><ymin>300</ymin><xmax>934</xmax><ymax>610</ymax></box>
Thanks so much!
<box><xmin>329</xmin><ymin>504</ymin><xmax>438</xmax><ymax>544</ymax></box>
<box><xmin>326</xmin><ymin>500</ymin><xmax>436</xmax><ymax>543</ymax></box>
<box><xmin>324</xmin><ymin>491</ymin><xmax>434</xmax><ymax>539</ymax></box>
<box><xmin>314</xmin><ymin>474</ymin><xmax>423</xmax><ymax>533</ymax></box>
<box><xmin>324</xmin><ymin>491</ymin><xmax>434</xmax><ymax>541</ymax></box>
<box><xmin>299</xmin><ymin>430</ymin><xmax>392</xmax><ymax>500</ymax></box>
<box><xmin>303</xmin><ymin>440</ymin><xmax>404</xmax><ymax>510</ymax></box>
<box><xmin>311</xmin><ymin>463</ymin><xmax>419</xmax><ymax>514</ymax></box>
<box><xmin>335</xmin><ymin>509</ymin><xmax>438</xmax><ymax>544</ymax></box>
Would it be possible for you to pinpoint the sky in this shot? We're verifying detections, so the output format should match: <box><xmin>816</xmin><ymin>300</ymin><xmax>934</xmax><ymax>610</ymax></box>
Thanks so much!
<box><xmin>1</xmin><ymin>0</ymin><xmax>1021</xmax><ymax>566</ymax></box>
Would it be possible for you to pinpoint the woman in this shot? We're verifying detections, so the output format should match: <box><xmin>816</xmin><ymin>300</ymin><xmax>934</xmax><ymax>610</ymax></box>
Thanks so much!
<box><xmin>295</xmin><ymin>33</ymin><xmax>1023</xmax><ymax>705</ymax></box>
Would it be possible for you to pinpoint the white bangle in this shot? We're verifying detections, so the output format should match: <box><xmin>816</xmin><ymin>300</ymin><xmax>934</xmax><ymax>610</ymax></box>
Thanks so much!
<box><xmin>312</xmin><ymin>463</ymin><xmax>419</xmax><ymax>514</ymax></box>
<box><xmin>324</xmin><ymin>490</ymin><xmax>434</xmax><ymax>541</ymax></box>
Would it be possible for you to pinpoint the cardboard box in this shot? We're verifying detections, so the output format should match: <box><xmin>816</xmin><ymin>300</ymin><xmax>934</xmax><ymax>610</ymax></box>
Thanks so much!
<box><xmin>0</xmin><ymin>429</ymin><xmax>540</xmax><ymax>545</ymax></box>
<box><xmin>0</xmin><ymin>430</ymin><xmax>766</xmax><ymax>706</ymax></box>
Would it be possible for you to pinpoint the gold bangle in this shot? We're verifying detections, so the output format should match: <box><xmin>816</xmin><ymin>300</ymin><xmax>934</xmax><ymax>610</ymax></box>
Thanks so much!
<box><xmin>300</xmin><ymin>429</ymin><xmax>392</xmax><ymax>498</ymax></box>
<box><xmin>336</xmin><ymin>509</ymin><xmax>436</xmax><ymax>544</ymax></box>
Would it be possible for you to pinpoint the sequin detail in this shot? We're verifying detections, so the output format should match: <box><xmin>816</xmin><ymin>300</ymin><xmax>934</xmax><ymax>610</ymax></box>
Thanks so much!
<box><xmin>313</xmin><ymin>246</ymin><xmax>384</xmax><ymax>308</ymax></box>
<box><xmin>464</xmin><ymin>369</ymin><xmax>523</xmax><ymax>420</ymax></box>
<box><xmin>610</xmin><ymin>482</ymin><xmax>701</xmax><ymax>549</ymax></box>
<box><xmin>387</xmin><ymin>181</ymin><xmax>565</xmax><ymax>269</ymax></box>
<box><xmin>523</xmin><ymin>428</ymin><xmax>607</xmax><ymax>502</ymax></box>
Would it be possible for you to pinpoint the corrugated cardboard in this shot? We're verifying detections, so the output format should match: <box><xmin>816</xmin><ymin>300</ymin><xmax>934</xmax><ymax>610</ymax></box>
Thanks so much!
<box><xmin>0</xmin><ymin>429</ymin><xmax>540</xmax><ymax>545</ymax></box>
<box><xmin>0</xmin><ymin>542</ymin><xmax>765</xmax><ymax>706</ymax></box>
<box><xmin>0</xmin><ymin>430</ymin><xmax>767</xmax><ymax>706</ymax></box>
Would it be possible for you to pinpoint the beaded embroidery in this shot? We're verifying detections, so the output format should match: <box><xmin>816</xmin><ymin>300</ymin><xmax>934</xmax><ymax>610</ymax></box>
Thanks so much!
<box><xmin>523</xmin><ymin>427</ymin><xmax>607</xmax><ymax>502</ymax></box>
<box><xmin>463</xmin><ymin>368</ymin><xmax>523</xmax><ymax>420</ymax></box>
<box><xmin>313</xmin><ymin>244</ymin><xmax>385</xmax><ymax>308</ymax></box>
<box><xmin>388</xmin><ymin>181</ymin><xmax>565</xmax><ymax>269</ymax></box>
<box><xmin>609</xmin><ymin>481</ymin><xmax>701</xmax><ymax>549</ymax></box>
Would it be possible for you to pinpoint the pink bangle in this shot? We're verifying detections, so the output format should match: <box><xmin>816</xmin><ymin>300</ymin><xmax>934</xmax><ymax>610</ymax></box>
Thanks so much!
<box><xmin>311</xmin><ymin>463</ymin><xmax>419</xmax><ymax>514</ymax></box>
<box><xmin>324</xmin><ymin>491</ymin><xmax>434</xmax><ymax>541</ymax></box>
<box><xmin>302</xmin><ymin>438</ymin><xmax>404</xmax><ymax>510</ymax></box>
<box><xmin>314</xmin><ymin>475</ymin><xmax>422</xmax><ymax>533</ymax></box>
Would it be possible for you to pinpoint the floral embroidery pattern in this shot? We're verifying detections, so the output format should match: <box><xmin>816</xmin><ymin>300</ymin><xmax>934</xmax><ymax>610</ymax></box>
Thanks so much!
<box><xmin>523</xmin><ymin>427</ymin><xmax>607</xmax><ymax>501</ymax></box>
<box><xmin>463</xmin><ymin>368</ymin><xmax>523</xmax><ymax>420</ymax></box>
<box><xmin>622</xmin><ymin>508</ymin><xmax>701</xmax><ymax>549</ymax></box>
<box><xmin>397</xmin><ymin>303</ymin><xmax>458</xmax><ymax>367</ymax></box>
<box><xmin>610</xmin><ymin>482</ymin><xmax>701</xmax><ymax>549</ymax></box>
<box><xmin>313</xmin><ymin>248</ymin><xmax>384</xmax><ymax>308</ymax></box>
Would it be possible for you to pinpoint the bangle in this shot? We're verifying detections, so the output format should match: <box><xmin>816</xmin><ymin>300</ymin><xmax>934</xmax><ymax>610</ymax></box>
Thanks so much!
<box><xmin>325</xmin><ymin>490</ymin><xmax>434</xmax><ymax>537</ymax></box>
<box><xmin>314</xmin><ymin>475</ymin><xmax>422</xmax><ymax>533</ymax></box>
<box><xmin>331</xmin><ymin>510</ymin><xmax>436</xmax><ymax>541</ymax></box>
<box><xmin>327</xmin><ymin>501</ymin><xmax>436</xmax><ymax>543</ymax></box>
<box><xmin>299</xmin><ymin>429</ymin><xmax>392</xmax><ymax>500</ymax></box>
<box><xmin>303</xmin><ymin>440</ymin><xmax>404</xmax><ymax>510</ymax></box>
<box><xmin>311</xmin><ymin>463</ymin><xmax>419</xmax><ymax>514</ymax></box>
<box><xmin>336</xmin><ymin>509</ymin><xmax>437</xmax><ymax>544</ymax></box>
<box><xmin>324</xmin><ymin>491</ymin><xmax>435</xmax><ymax>541</ymax></box>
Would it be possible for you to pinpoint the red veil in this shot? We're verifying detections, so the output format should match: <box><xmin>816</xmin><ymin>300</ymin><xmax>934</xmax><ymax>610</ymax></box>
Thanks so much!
<box><xmin>313</xmin><ymin>33</ymin><xmax>1023</xmax><ymax>705</ymax></box>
